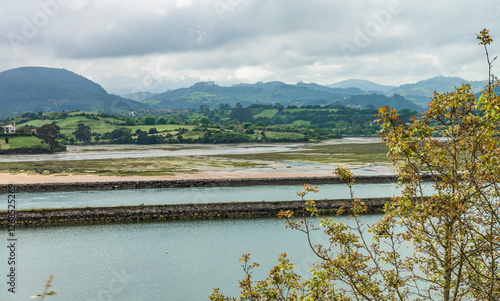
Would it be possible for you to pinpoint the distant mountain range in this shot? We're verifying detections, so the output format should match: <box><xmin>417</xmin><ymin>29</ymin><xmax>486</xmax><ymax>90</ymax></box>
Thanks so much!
<box><xmin>143</xmin><ymin>80</ymin><xmax>423</xmax><ymax>112</ymax></box>
<box><xmin>390</xmin><ymin>76</ymin><xmax>487</xmax><ymax>97</ymax></box>
<box><xmin>0</xmin><ymin>67</ymin><xmax>145</xmax><ymax>117</ymax></box>
<box><xmin>328</xmin><ymin>79</ymin><xmax>396</xmax><ymax>93</ymax></box>
<box><xmin>0</xmin><ymin>66</ymin><xmax>490</xmax><ymax>118</ymax></box>
<box><xmin>147</xmin><ymin>81</ymin><xmax>365</xmax><ymax>109</ymax></box>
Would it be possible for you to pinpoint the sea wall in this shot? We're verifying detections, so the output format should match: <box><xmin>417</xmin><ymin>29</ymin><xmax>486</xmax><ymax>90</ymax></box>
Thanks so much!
<box><xmin>0</xmin><ymin>175</ymin><xmax>419</xmax><ymax>193</ymax></box>
<box><xmin>0</xmin><ymin>197</ymin><xmax>390</xmax><ymax>227</ymax></box>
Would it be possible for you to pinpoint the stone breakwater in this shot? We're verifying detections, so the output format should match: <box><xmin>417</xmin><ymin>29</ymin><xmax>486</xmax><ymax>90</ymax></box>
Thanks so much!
<box><xmin>0</xmin><ymin>198</ymin><xmax>390</xmax><ymax>227</ymax></box>
<box><xmin>0</xmin><ymin>175</ymin><xmax>417</xmax><ymax>193</ymax></box>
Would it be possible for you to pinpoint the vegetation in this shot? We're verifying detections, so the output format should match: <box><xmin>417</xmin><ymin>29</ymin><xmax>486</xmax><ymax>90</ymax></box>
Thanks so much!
<box><xmin>36</xmin><ymin>124</ymin><xmax>63</xmax><ymax>152</ymax></box>
<box><xmin>149</xmin><ymin>80</ymin><xmax>424</xmax><ymax>112</ymax></box>
<box><xmin>210</xmin><ymin>29</ymin><xmax>500</xmax><ymax>301</ymax></box>
<box><xmin>0</xmin><ymin>67</ymin><xmax>144</xmax><ymax>117</ymax></box>
<box><xmin>0</xmin><ymin>156</ymin><xmax>266</xmax><ymax>176</ymax></box>
<box><xmin>30</xmin><ymin>275</ymin><xmax>56</xmax><ymax>300</ymax></box>
<box><xmin>72</xmin><ymin>123</ymin><xmax>92</xmax><ymax>144</ymax></box>
<box><xmin>1</xmin><ymin>101</ymin><xmax>413</xmax><ymax>149</ymax></box>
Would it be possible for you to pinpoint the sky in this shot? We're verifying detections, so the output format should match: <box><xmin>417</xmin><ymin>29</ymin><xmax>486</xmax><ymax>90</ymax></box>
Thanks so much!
<box><xmin>1</xmin><ymin>0</ymin><xmax>499</xmax><ymax>94</ymax></box>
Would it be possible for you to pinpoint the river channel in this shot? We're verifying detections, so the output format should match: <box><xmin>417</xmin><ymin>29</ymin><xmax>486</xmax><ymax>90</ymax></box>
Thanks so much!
<box><xmin>10</xmin><ymin>182</ymin><xmax>434</xmax><ymax>209</ymax></box>
<box><xmin>0</xmin><ymin>138</ymin><xmax>403</xmax><ymax>299</ymax></box>
<box><xmin>1</xmin><ymin>214</ymin><xmax>384</xmax><ymax>301</ymax></box>
<box><xmin>0</xmin><ymin>182</ymin><xmax>433</xmax><ymax>300</ymax></box>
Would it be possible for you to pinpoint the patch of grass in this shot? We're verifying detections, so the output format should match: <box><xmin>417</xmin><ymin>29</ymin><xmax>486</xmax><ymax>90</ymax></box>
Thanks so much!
<box><xmin>19</xmin><ymin>115</ymin><xmax>124</xmax><ymax>136</ymax></box>
<box><xmin>7</xmin><ymin>136</ymin><xmax>46</xmax><ymax>149</ymax></box>
<box><xmin>290</xmin><ymin>120</ymin><xmax>311</xmax><ymax>127</ymax></box>
<box><xmin>0</xmin><ymin>156</ymin><xmax>267</xmax><ymax>176</ymax></box>
<box><xmin>266</xmin><ymin>132</ymin><xmax>304</xmax><ymax>139</ymax></box>
<box><xmin>128</xmin><ymin>125</ymin><xmax>196</xmax><ymax>133</ymax></box>
<box><xmin>0</xmin><ymin>139</ymin><xmax>9</xmax><ymax>150</ymax></box>
<box><xmin>285</xmin><ymin>108</ymin><xmax>338</xmax><ymax>113</ymax></box>
<box><xmin>253</xmin><ymin>109</ymin><xmax>278</xmax><ymax>118</ymax></box>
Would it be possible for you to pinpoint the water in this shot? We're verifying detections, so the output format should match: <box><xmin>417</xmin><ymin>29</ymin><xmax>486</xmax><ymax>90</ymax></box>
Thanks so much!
<box><xmin>0</xmin><ymin>215</ymin><xmax>383</xmax><ymax>301</ymax></box>
<box><xmin>0</xmin><ymin>137</ymin><xmax>382</xmax><ymax>163</ymax></box>
<box><xmin>0</xmin><ymin>181</ymin><xmax>432</xmax><ymax>300</ymax></box>
<box><xmin>5</xmin><ymin>183</ymin><xmax>434</xmax><ymax>209</ymax></box>
<box><xmin>0</xmin><ymin>144</ymin><xmax>300</xmax><ymax>163</ymax></box>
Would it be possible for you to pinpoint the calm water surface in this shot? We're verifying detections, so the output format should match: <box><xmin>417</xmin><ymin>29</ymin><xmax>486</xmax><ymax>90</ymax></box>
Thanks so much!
<box><xmin>7</xmin><ymin>183</ymin><xmax>435</xmax><ymax>209</ymax></box>
<box><xmin>0</xmin><ymin>215</ymin><xmax>383</xmax><ymax>301</ymax></box>
<box><xmin>0</xmin><ymin>180</ymin><xmax>430</xmax><ymax>300</ymax></box>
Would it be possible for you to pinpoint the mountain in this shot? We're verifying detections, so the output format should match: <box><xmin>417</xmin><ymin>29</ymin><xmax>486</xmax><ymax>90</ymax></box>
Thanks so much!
<box><xmin>0</xmin><ymin>66</ymin><xmax>145</xmax><ymax>117</ymax></box>
<box><xmin>390</xmin><ymin>75</ymin><xmax>488</xmax><ymax>97</ymax></box>
<box><xmin>328</xmin><ymin>79</ymin><xmax>396</xmax><ymax>93</ymax></box>
<box><xmin>148</xmin><ymin>81</ymin><xmax>365</xmax><ymax>109</ymax></box>
<box><xmin>121</xmin><ymin>91</ymin><xmax>159</xmax><ymax>102</ymax></box>
<box><xmin>345</xmin><ymin>94</ymin><xmax>424</xmax><ymax>112</ymax></box>
<box><xmin>388</xmin><ymin>76</ymin><xmax>488</xmax><ymax>107</ymax></box>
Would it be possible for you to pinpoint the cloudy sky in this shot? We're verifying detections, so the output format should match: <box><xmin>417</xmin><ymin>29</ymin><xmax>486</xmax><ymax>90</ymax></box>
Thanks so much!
<box><xmin>1</xmin><ymin>0</ymin><xmax>499</xmax><ymax>94</ymax></box>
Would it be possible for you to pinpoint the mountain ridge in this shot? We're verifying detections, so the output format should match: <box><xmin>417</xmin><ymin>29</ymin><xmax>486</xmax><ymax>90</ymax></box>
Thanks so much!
<box><xmin>0</xmin><ymin>66</ymin><xmax>489</xmax><ymax>117</ymax></box>
<box><xmin>0</xmin><ymin>67</ymin><xmax>146</xmax><ymax>117</ymax></box>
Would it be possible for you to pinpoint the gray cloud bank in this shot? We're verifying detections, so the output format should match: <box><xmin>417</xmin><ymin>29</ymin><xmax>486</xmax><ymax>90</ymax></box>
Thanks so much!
<box><xmin>1</xmin><ymin>0</ymin><xmax>499</xmax><ymax>94</ymax></box>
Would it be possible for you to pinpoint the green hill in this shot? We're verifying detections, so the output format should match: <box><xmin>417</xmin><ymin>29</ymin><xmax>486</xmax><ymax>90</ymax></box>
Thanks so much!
<box><xmin>149</xmin><ymin>81</ymin><xmax>366</xmax><ymax>109</ymax></box>
<box><xmin>0</xmin><ymin>67</ymin><xmax>146</xmax><ymax>117</ymax></box>
<box><xmin>345</xmin><ymin>94</ymin><xmax>424</xmax><ymax>112</ymax></box>
<box><xmin>389</xmin><ymin>76</ymin><xmax>488</xmax><ymax>107</ymax></box>
<box><xmin>328</xmin><ymin>79</ymin><xmax>396</xmax><ymax>93</ymax></box>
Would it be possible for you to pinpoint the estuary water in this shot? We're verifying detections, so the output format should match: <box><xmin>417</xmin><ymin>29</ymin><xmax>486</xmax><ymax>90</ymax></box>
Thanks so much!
<box><xmin>8</xmin><ymin>182</ymin><xmax>434</xmax><ymax>209</ymax></box>
<box><xmin>0</xmin><ymin>183</ymin><xmax>433</xmax><ymax>300</ymax></box>
<box><xmin>0</xmin><ymin>137</ymin><xmax>382</xmax><ymax>163</ymax></box>
<box><xmin>0</xmin><ymin>215</ymin><xmax>383</xmax><ymax>301</ymax></box>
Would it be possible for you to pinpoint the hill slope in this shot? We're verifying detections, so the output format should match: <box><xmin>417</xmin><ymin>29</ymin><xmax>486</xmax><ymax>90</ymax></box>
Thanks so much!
<box><xmin>388</xmin><ymin>76</ymin><xmax>488</xmax><ymax>107</ymax></box>
<box><xmin>0</xmin><ymin>67</ymin><xmax>145</xmax><ymax>117</ymax></box>
<box><xmin>149</xmin><ymin>81</ymin><xmax>366</xmax><ymax>109</ymax></box>
<box><xmin>328</xmin><ymin>79</ymin><xmax>396</xmax><ymax>93</ymax></box>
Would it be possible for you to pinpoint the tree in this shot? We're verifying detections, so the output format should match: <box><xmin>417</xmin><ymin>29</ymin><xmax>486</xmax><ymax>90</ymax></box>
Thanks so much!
<box><xmin>37</xmin><ymin>124</ymin><xmax>61</xmax><ymax>152</ymax></box>
<box><xmin>108</xmin><ymin>128</ymin><xmax>133</xmax><ymax>144</ymax></box>
<box><xmin>211</xmin><ymin>29</ymin><xmax>500</xmax><ymax>301</ymax></box>
<box><xmin>4</xmin><ymin>137</ymin><xmax>8</xmax><ymax>144</ymax></box>
<box><xmin>157</xmin><ymin>116</ymin><xmax>167</xmax><ymax>125</ymax></box>
<box><xmin>230</xmin><ymin>104</ymin><xmax>253</xmax><ymax>122</ymax></box>
<box><xmin>72</xmin><ymin>123</ymin><xmax>92</xmax><ymax>144</ymax></box>
<box><xmin>199</xmin><ymin>117</ymin><xmax>210</xmax><ymax>126</ymax></box>
<box><xmin>144</xmin><ymin>114</ymin><xmax>156</xmax><ymax>125</ymax></box>
<box><xmin>125</xmin><ymin>117</ymin><xmax>136</xmax><ymax>126</ymax></box>
<box><xmin>167</xmin><ymin>117</ymin><xmax>177</xmax><ymax>124</ymax></box>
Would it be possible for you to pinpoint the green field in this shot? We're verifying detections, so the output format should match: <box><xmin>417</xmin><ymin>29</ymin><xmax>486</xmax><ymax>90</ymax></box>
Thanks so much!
<box><xmin>253</xmin><ymin>109</ymin><xmax>278</xmax><ymax>118</ymax></box>
<box><xmin>128</xmin><ymin>124</ymin><xmax>196</xmax><ymax>133</ymax></box>
<box><xmin>290</xmin><ymin>120</ymin><xmax>311</xmax><ymax>127</ymax></box>
<box><xmin>0</xmin><ymin>136</ymin><xmax>46</xmax><ymax>150</ymax></box>
<box><xmin>285</xmin><ymin>108</ymin><xmax>339</xmax><ymax>113</ymax></box>
<box><xmin>18</xmin><ymin>115</ymin><xmax>197</xmax><ymax>139</ymax></box>
<box><xmin>20</xmin><ymin>115</ymin><xmax>124</xmax><ymax>135</ymax></box>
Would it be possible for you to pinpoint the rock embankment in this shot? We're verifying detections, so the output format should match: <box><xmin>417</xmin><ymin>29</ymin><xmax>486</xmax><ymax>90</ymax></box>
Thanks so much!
<box><xmin>0</xmin><ymin>175</ymin><xmax>406</xmax><ymax>192</ymax></box>
<box><xmin>0</xmin><ymin>197</ymin><xmax>390</xmax><ymax>227</ymax></box>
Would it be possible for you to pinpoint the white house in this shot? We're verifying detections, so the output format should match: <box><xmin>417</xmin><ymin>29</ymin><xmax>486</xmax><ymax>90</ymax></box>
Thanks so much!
<box><xmin>3</xmin><ymin>123</ymin><xmax>16</xmax><ymax>134</ymax></box>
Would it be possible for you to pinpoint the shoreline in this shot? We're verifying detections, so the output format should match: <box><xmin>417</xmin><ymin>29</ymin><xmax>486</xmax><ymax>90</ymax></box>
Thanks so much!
<box><xmin>0</xmin><ymin>174</ymin><xmax>403</xmax><ymax>193</ymax></box>
<box><xmin>0</xmin><ymin>197</ymin><xmax>390</xmax><ymax>227</ymax></box>
<box><xmin>0</xmin><ymin>165</ymin><xmax>396</xmax><ymax>186</ymax></box>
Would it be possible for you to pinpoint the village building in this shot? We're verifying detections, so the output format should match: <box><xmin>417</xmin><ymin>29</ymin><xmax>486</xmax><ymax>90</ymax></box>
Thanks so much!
<box><xmin>2</xmin><ymin>123</ymin><xmax>16</xmax><ymax>134</ymax></box>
